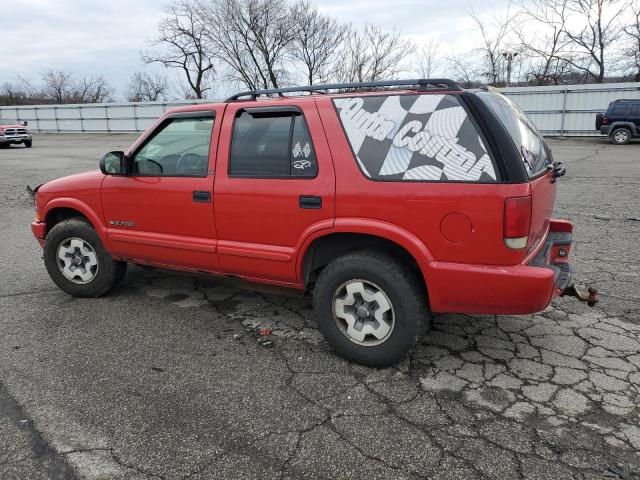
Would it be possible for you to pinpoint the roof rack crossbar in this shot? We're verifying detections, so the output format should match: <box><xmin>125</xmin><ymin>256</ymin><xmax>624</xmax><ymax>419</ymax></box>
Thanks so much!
<box><xmin>224</xmin><ymin>78</ymin><xmax>462</xmax><ymax>102</ymax></box>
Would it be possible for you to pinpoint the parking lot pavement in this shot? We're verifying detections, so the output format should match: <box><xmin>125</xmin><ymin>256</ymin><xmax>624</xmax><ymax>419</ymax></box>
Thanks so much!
<box><xmin>0</xmin><ymin>134</ymin><xmax>639</xmax><ymax>480</ymax></box>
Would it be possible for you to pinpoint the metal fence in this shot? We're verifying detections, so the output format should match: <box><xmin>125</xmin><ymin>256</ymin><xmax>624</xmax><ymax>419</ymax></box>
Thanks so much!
<box><xmin>1</xmin><ymin>82</ymin><xmax>639</xmax><ymax>136</ymax></box>
<box><xmin>500</xmin><ymin>82</ymin><xmax>640</xmax><ymax>137</ymax></box>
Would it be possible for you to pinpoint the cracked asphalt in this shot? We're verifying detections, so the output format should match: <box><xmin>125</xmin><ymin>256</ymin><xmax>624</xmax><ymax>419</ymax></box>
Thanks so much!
<box><xmin>0</xmin><ymin>134</ymin><xmax>639</xmax><ymax>480</ymax></box>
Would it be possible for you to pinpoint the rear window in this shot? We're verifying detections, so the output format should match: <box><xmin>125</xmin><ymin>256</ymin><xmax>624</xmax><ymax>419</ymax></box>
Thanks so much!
<box><xmin>333</xmin><ymin>94</ymin><xmax>497</xmax><ymax>182</ymax></box>
<box><xmin>476</xmin><ymin>91</ymin><xmax>551</xmax><ymax>178</ymax></box>
<box><xmin>609</xmin><ymin>103</ymin><xmax>628</xmax><ymax>116</ymax></box>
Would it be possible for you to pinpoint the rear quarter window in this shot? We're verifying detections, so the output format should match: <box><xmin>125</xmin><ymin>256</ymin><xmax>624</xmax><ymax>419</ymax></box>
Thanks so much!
<box><xmin>609</xmin><ymin>103</ymin><xmax>628</xmax><ymax>116</ymax></box>
<box><xmin>475</xmin><ymin>91</ymin><xmax>551</xmax><ymax>178</ymax></box>
<box><xmin>333</xmin><ymin>94</ymin><xmax>497</xmax><ymax>182</ymax></box>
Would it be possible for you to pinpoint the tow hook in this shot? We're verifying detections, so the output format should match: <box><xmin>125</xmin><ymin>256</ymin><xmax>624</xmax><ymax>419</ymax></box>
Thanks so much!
<box><xmin>561</xmin><ymin>284</ymin><xmax>599</xmax><ymax>307</ymax></box>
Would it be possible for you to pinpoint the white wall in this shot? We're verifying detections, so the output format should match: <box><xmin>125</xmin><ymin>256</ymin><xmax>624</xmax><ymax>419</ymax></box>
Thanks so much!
<box><xmin>1</xmin><ymin>82</ymin><xmax>639</xmax><ymax>136</ymax></box>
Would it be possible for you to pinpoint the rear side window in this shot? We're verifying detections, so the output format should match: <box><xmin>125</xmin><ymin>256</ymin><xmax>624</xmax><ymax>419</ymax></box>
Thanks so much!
<box><xmin>476</xmin><ymin>91</ymin><xmax>551</xmax><ymax>178</ymax></box>
<box><xmin>229</xmin><ymin>111</ymin><xmax>317</xmax><ymax>178</ymax></box>
<box><xmin>333</xmin><ymin>94</ymin><xmax>497</xmax><ymax>182</ymax></box>
<box><xmin>609</xmin><ymin>103</ymin><xmax>628</xmax><ymax>116</ymax></box>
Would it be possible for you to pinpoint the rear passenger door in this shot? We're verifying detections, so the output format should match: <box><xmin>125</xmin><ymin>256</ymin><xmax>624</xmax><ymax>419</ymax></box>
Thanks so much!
<box><xmin>213</xmin><ymin>101</ymin><xmax>334</xmax><ymax>284</ymax></box>
<box><xmin>629</xmin><ymin>103</ymin><xmax>640</xmax><ymax>132</ymax></box>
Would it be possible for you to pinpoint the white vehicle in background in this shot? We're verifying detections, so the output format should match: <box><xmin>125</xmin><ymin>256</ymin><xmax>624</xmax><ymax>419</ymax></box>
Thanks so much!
<box><xmin>0</xmin><ymin>120</ymin><xmax>32</xmax><ymax>148</ymax></box>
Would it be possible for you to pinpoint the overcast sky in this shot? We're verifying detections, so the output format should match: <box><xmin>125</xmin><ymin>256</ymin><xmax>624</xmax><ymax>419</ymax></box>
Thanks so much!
<box><xmin>0</xmin><ymin>0</ymin><xmax>536</xmax><ymax>99</ymax></box>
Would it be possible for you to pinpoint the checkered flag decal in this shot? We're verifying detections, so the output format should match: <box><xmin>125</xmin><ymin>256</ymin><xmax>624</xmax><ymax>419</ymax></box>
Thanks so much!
<box><xmin>334</xmin><ymin>94</ymin><xmax>497</xmax><ymax>182</ymax></box>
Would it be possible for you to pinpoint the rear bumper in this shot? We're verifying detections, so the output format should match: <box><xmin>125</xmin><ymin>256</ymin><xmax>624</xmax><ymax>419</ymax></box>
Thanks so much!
<box><xmin>425</xmin><ymin>219</ymin><xmax>573</xmax><ymax>315</ymax></box>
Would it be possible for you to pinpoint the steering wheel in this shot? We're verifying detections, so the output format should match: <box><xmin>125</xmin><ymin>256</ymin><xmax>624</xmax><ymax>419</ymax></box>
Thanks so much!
<box><xmin>177</xmin><ymin>153</ymin><xmax>205</xmax><ymax>175</ymax></box>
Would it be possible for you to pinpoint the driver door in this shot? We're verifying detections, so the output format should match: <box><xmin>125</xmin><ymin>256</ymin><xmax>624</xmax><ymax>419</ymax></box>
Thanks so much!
<box><xmin>101</xmin><ymin>110</ymin><xmax>222</xmax><ymax>272</ymax></box>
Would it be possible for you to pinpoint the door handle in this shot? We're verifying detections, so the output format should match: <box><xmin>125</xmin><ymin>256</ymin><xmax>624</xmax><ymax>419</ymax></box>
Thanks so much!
<box><xmin>193</xmin><ymin>190</ymin><xmax>211</xmax><ymax>203</ymax></box>
<box><xmin>299</xmin><ymin>195</ymin><xmax>322</xmax><ymax>209</ymax></box>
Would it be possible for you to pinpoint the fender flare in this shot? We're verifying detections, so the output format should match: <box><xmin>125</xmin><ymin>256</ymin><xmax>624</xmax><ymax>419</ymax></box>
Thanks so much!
<box><xmin>609</xmin><ymin>122</ymin><xmax>637</xmax><ymax>136</ymax></box>
<box><xmin>42</xmin><ymin>197</ymin><xmax>111</xmax><ymax>249</ymax></box>
<box><xmin>295</xmin><ymin>217</ymin><xmax>434</xmax><ymax>283</ymax></box>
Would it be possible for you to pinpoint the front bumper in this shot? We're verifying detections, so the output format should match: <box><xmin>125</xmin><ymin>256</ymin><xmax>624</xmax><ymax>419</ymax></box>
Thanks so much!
<box><xmin>0</xmin><ymin>134</ymin><xmax>31</xmax><ymax>144</ymax></box>
<box><xmin>424</xmin><ymin>219</ymin><xmax>575</xmax><ymax>315</ymax></box>
<box><xmin>31</xmin><ymin>220</ymin><xmax>46</xmax><ymax>247</ymax></box>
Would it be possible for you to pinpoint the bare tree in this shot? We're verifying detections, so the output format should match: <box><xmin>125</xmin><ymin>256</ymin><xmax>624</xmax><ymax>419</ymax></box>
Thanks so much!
<box><xmin>622</xmin><ymin>3</ymin><xmax>640</xmax><ymax>80</ymax></box>
<box><xmin>447</xmin><ymin>53</ymin><xmax>482</xmax><ymax>88</ymax></box>
<box><xmin>561</xmin><ymin>0</ymin><xmax>627</xmax><ymax>83</ymax></box>
<box><xmin>334</xmin><ymin>23</ymin><xmax>413</xmax><ymax>82</ymax></box>
<box><xmin>126</xmin><ymin>72</ymin><xmax>170</xmax><ymax>101</ymax></box>
<box><xmin>515</xmin><ymin>0</ymin><xmax>574</xmax><ymax>85</ymax></box>
<box><xmin>143</xmin><ymin>0</ymin><xmax>215</xmax><ymax>99</ymax></box>
<box><xmin>0</xmin><ymin>81</ymin><xmax>33</xmax><ymax>106</ymax></box>
<box><xmin>290</xmin><ymin>1</ymin><xmax>348</xmax><ymax>84</ymax></box>
<box><xmin>40</xmin><ymin>70</ymin><xmax>112</xmax><ymax>103</ymax></box>
<box><xmin>40</xmin><ymin>70</ymin><xmax>76</xmax><ymax>103</ymax></box>
<box><xmin>414</xmin><ymin>39</ymin><xmax>442</xmax><ymax>78</ymax></box>
<box><xmin>202</xmin><ymin>0</ymin><xmax>296</xmax><ymax>90</ymax></box>
<box><xmin>469</xmin><ymin>8</ymin><xmax>518</xmax><ymax>86</ymax></box>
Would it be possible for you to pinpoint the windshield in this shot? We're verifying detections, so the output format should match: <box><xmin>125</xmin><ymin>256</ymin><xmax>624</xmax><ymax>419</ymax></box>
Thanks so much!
<box><xmin>475</xmin><ymin>91</ymin><xmax>552</xmax><ymax>177</ymax></box>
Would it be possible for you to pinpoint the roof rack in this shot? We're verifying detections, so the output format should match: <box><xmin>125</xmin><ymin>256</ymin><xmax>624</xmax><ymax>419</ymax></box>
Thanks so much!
<box><xmin>224</xmin><ymin>78</ymin><xmax>462</xmax><ymax>102</ymax></box>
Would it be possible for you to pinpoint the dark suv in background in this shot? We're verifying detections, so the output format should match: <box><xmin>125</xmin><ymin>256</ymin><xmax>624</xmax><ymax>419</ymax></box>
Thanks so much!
<box><xmin>596</xmin><ymin>99</ymin><xmax>640</xmax><ymax>145</ymax></box>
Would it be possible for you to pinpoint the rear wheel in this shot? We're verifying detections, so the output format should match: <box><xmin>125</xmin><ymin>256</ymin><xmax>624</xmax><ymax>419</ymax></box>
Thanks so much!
<box><xmin>313</xmin><ymin>251</ymin><xmax>428</xmax><ymax>368</ymax></box>
<box><xmin>611</xmin><ymin>127</ymin><xmax>631</xmax><ymax>145</ymax></box>
<box><xmin>44</xmin><ymin>218</ymin><xmax>126</xmax><ymax>297</ymax></box>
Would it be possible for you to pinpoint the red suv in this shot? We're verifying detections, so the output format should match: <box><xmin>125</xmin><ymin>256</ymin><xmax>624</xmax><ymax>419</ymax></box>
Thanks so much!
<box><xmin>31</xmin><ymin>79</ymin><xmax>589</xmax><ymax>367</ymax></box>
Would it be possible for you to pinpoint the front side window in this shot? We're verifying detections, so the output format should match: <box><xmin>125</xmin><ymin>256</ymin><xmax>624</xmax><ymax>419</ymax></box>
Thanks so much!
<box><xmin>132</xmin><ymin>116</ymin><xmax>214</xmax><ymax>177</ymax></box>
<box><xmin>333</xmin><ymin>94</ymin><xmax>497</xmax><ymax>182</ymax></box>
<box><xmin>629</xmin><ymin>104</ymin><xmax>640</xmax><ymax>117</ymax></box>
<box><xmin>229</xmin><ymin>111</ymin><xmax>317</xmax><ymax>178</ymax></box>
<box><xmin>476</xmin><ymin>91</ymin><xmax>551</xmax><ymax>178</ymax></box>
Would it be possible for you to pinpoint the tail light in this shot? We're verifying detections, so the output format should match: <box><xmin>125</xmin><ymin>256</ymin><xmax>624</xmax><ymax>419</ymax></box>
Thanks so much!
<box><xmin>602</xmin><ymin>116</ymin><xmax>609</xmax><ymax>125</ymax></box>
<box><xmin>504</xmin><ymin>196</ymin><xmax>531</xmax><ymax>249</ymax></box>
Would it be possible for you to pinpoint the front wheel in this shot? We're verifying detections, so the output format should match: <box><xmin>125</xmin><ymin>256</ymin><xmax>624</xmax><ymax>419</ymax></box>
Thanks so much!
<box><xmin>611</xmin><ymin>128</ymin><xmax>631</xmax><ymax>145</ymax></box>
<box><xmin>24</xmin><ymin>140</ymin><xmax>32</xmax><ymax>148</ymax></box>
<box><xmin>44</xmin><ymin>218</ymin><xmax>126</xmax><ymax>297</ymax></box>
<box><xmin>313</xmin><ymin>252</ymin><xmax>429</xmax><ymax>368</ymax></box>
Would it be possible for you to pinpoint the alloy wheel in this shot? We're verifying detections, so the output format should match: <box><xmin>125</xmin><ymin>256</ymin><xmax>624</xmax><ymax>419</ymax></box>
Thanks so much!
<box><xmin>56</xmin><ymin>237</ymin><xmax>99</xmax><ymax>284</ymax></box>
<box><xmin>332</xmin><ymin>279</ymin><xmax>395</xmax><ymax>346</ymax></box>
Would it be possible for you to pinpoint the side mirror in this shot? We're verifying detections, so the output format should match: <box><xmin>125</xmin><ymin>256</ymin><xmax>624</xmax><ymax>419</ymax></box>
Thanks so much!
<box><xmin>99</xmin><ymin>151</ymin><xmax>128</xmax><ymax>175</ymax></box>
<box><xmin>22</xmin><ymin>121</ymin><xmax>28</xmax><ymax>126</ymax></box>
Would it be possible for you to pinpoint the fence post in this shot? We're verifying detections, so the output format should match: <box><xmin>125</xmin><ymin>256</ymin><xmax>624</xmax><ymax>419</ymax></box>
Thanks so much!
<box><xmin>54</xmin><ymin>106</ymin><xmax>59</xmax><ymax>133</ymax></box>
<box><xmin>105</xmin><ymin>105</ymin><xmax>110</xmax><ymax>133</ymax></box>
<box><xmin>133</xmin><ymin>104</ymin><xmax>138</xmax><ymax>132</ymax></box>
<box><xmin>79</xmin><ymin>106</ymin><xmax>85</xmax><ymax>133</ymax></box>
<box><xmin>560</xmin><ymin>89</ymin><xmax>568</xmax><ymax>139</ymax></box>
<box><xmin>33</xmin><ymin>106</ymin><xmax>39</xmax><ymax>133</ymax></box>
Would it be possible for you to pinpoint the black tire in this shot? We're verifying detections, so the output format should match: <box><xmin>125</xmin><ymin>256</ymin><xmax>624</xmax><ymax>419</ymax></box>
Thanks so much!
<box><xmin>43</xmin><ymin>218</ymin><xmax>127</xmax><ymax>297</ymax></box>
<box><xmin>0</xmin><ymin>144</ymin><xmax>9</xmax><ymax>149</ymax></box>
<box><xmin>24</xmin><ymin>140</ymin><xmax>32</xmax><ymax>148</ymax></box>
<box><xmin>313</xmin><ymin>251</ymin><xmax>429</xmax><ymax>368</ymax></box>
<box><xmin>611</xmin><ymin>127</ymin><xmax>631</xmax><ymax>145</ymax></box>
